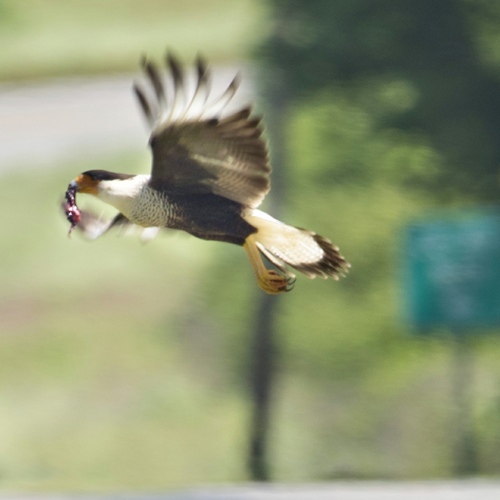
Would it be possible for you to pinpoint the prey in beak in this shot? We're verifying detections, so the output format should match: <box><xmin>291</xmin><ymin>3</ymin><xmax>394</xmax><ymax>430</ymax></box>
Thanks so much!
<box><xmin>64</xmin><ymin>174</ymin><xmax>100</xmax><ymax>235</ymax></box>
<box><xmin>63</xmin><ymin>171</ymin><xmax>124</xmax><ymax>236</ymax></box>
<box><xmin>64</xmin><ymin>180</ymin><xmax>81</xmax><ymax>235</ymax></box>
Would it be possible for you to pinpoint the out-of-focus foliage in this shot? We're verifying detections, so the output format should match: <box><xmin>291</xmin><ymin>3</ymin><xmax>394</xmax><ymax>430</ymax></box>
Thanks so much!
<box><xmin>261</xmin><ymin>0</ymin><xmax>500</xmax><ymax>200</ymax></box>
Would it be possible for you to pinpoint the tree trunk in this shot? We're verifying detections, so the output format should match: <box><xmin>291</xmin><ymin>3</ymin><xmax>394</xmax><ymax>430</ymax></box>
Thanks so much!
<box><xmin>247</xmin><ymin>67</ymin><xmax>290</xmax><ymax>481</ymax></box>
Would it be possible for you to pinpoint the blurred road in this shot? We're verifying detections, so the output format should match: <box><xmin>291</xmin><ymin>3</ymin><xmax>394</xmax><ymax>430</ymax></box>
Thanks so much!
<box><xmin>0</xmin><ymin>65</ymin><xmax>254</xmax><ymax>172</ymax></box>
<box><xmin>1</xmin><ymin>481</ymin><xmax>500</xmax><ymax>500</ymax></box>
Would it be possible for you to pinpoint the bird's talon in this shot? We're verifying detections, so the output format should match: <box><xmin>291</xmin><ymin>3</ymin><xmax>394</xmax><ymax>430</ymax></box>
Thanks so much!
<box><xmin>258</xmin><ymin>269</ymin><xmax>295</xmax><ymax>294</ymax></box>
<box><xmin>285</xmin><ymin>275</ymin><xmax>297</xmax><ymax>292</ymax></box>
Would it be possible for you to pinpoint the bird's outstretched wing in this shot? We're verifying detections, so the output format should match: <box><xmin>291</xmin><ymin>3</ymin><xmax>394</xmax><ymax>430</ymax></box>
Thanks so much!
<box><xmin>133</xmin><ymin>53</ymin><xmax>271</xmax><ymax>208</ymax></box>
<box><xmin>69</xmin><ymin>208</ymin><xmax>159</xmax><ymax>241</ymax></box>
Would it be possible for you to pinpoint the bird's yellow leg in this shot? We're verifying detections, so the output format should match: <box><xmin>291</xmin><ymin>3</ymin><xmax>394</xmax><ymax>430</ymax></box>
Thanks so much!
<box><xmin>243</xmin><ymin>234</ymin><xmax>296</xmax><ymax>294</ymax></box>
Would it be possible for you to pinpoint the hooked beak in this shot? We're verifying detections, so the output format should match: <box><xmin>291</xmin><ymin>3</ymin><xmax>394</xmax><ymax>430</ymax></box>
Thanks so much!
<box><xmin>72</xmin><ymin>174</ymin><xmax>99</xmax><ymax>195</ymax></box>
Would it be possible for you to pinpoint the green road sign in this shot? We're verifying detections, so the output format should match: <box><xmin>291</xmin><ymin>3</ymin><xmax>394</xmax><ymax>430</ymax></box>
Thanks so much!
<box><xmin>404</xmin><ymin>208</ymin><xmax>500</xmax><ymax>332</ymax></box>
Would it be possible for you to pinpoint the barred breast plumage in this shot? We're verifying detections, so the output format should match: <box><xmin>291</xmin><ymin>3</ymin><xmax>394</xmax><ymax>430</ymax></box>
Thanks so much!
<box><xmin>129</xmin><ymin>184</ymin><xmax>177</xmax><ymax>228</ymax></box>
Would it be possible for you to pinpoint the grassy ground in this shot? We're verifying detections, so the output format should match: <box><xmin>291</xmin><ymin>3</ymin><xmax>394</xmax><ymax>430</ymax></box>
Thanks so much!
<box><xmin>0</xmin><ymin>0</ymin><xmax>267</xmax><ymax>80</ymax></box>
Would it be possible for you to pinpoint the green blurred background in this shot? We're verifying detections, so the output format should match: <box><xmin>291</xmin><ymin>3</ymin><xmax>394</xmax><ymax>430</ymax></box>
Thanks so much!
<box><xmin>1</xmin><ymin>0</ymin><xmax>500</xmax><ymax>492</ymax></box>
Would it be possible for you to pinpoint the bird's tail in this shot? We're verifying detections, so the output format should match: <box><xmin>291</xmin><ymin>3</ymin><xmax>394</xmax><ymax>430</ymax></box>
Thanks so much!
<box><xmin>243</xmin><ymin>209</ymin><xmax>350</xmax><ymax>291</ymax></box>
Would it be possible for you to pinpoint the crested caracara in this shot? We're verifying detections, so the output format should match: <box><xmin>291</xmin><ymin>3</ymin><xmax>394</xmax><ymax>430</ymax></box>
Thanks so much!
<box><xmin>65</xmin><ymin>52</ymin><xmax>350</xmax><ymax>294</ymax></box>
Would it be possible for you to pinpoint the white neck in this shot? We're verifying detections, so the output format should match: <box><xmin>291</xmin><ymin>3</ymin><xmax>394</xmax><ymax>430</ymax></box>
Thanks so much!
<box><xmin>96</xmin><ymin>174</ymin><xmax>150</xmax><ymax>214</ymax></box>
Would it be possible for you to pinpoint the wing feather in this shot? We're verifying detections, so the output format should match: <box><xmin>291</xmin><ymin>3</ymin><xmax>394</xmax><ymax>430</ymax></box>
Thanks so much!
<box><xmin>134</xmin><ymin>52</ymin><xmax>271</xmax><ymax>208</ymax></box>
<box><xmin>133</xmin><ymin>82</ymin><xmax>155</xmax><ymax>127</ymax></box>
<box><xmin>142</xmin><ymin>57</ymin><xmax>166</xmax><ymax>106</ymax></box>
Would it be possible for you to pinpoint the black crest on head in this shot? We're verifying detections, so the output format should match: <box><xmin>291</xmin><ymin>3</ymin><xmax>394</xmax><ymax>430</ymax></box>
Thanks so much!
<box><xmin>82</xmin><ymin>170</ymin><xmax>135</xmax><ymax>181</ymax></box>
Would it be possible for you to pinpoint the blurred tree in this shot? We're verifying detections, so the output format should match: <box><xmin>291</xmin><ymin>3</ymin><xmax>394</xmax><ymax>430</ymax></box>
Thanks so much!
<box><xmin>261</xmin><ymin>0</ymin><xmax>500</xmax><ymax>200</ymax></box>
<box><xmin>247</xmin><ymin>67</ymin><xmax>291</xmax><ymax>481</ymax></box>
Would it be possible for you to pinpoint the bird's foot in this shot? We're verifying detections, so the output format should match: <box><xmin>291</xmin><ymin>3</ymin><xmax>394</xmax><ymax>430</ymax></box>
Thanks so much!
<box><xmin>244</xmin><ymin>235</ymin><xmax>296</xmax><ymax>294</ymax></box>
<box><xmin>258</xmin><ymin>270</ymin><xmax>296</xmax><ymax>295</ymax></box>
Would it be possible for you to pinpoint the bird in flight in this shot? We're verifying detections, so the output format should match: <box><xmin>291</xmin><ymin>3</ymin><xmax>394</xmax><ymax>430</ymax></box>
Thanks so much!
<box><xmin>64</xmin><ymin>52</ymin><xmax>349</xmax><ymax>294</ymax></box>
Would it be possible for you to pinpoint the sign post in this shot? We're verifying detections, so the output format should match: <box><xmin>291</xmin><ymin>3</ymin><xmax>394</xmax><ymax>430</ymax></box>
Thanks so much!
<box><xmin>404</xmin><ymin>207</ymin><xmax>500</xmax><ymax>476</ymax></box>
